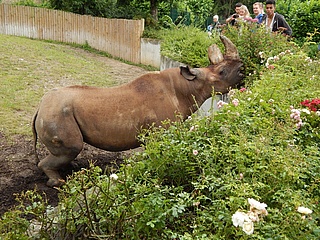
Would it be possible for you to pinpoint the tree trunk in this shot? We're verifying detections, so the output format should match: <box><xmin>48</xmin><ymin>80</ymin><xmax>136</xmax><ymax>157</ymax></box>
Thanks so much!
<box><xmin>150</xmin><ymin>0</ymin><xmax>158</xmax><ymax>20</ymax></box>
<box><xmin>117</xmin><ymin>0</ymin><xmax>130</xmax><ymax>7</ymax></box>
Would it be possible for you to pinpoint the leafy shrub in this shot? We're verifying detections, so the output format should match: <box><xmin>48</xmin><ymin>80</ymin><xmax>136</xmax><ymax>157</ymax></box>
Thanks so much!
<box><xmin>153</xmin><ymin>26</ymin><xmax>213</xmax><ymax>67</ymax></box>
<box><xmin>221</xmin><ymin>24</ymin><xmax>299</xmax><ymax>85</ymax></box>
<box><xmin>47</xmin><ymin>0</ymin><xmax>118</xmax><ymax>17</ymax></box>
<box><xmin>286</xmin><ymin>0</ymin><xmax>320</xmax><ymax>45</ymax></box>
<box><xmin>15</xmin><ymin>0</ymin><xmax>51</xmax><ymax>8</ymax></box>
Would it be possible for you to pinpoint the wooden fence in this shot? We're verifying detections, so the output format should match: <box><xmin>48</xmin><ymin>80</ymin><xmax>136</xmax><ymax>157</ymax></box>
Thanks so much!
<box><xmin>0</xmin><ymin>4</ymin><xmax>144</xmax><ymax>64</ymax></box>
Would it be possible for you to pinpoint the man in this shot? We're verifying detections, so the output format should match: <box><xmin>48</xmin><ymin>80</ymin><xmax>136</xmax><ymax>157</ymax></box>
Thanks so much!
<box><xmin>226</xmin><ymin>2</ymin><xmax>242</xmax><ymax>26</ymax></box>
<box><xmin>262</xmin><ymin>0</ymin><xmax>292</xmax><ymax>36</ymax></box>
<box><xmin>253</xmin><ymin>2</ymin><xmax>265</xmax><ymax>24</ymax></box>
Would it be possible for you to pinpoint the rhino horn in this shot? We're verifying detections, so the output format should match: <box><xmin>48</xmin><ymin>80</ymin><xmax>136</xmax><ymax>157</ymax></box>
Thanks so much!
<box><xmin>220</xmin><ymin>35</ymin><xmax>240</xmax><ymax>60</ymax></box>
<box><xmin>208</xmin><ymin>44</ymin><xmax>224</xmax><ymax>64</ymax></box>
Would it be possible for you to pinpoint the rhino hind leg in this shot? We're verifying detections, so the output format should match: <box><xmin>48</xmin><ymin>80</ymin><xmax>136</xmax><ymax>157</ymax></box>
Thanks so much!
<box><xmin>38</xmin><ymin>141</ymin><xmax>83</xmax><ymax>187</ymax></box>
<box><xmin>38</xmin><ymin>156</ymin><xmax>65</xmax><ymax>187</ymax></box>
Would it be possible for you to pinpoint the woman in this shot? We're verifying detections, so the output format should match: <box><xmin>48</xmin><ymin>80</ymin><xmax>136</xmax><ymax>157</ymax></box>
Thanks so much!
<box><xmin>237</xmin><ymin>5</ymin><xmax>257</xmax><ymax>23</ymax></box>
<box><xmin>239</xmin><ymin>5</ymin><xmax>251</xmax><ymax>19</ymax></box>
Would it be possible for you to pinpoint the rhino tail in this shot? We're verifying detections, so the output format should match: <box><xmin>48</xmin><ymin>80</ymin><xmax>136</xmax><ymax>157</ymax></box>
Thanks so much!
<box><xmin>32</xmin><ymin>109</ymin><xmax>39</xmax><ymax>163</ymax></box>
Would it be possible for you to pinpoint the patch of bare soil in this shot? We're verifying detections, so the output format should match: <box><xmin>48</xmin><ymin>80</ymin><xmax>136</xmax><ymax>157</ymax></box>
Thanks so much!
<box><xmin>0</xmin><ymin>134</ymin><xmax>132</xmax><ymax>216</ymax></box>
<box><xmin>0</xmin><ymin>51</ymin><xmax>150</xmax><ymax>216</ymax></box>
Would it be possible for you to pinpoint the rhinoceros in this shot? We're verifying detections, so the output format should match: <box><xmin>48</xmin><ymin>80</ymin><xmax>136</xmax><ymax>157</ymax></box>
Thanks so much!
<box><xmin>32</xmin><ymin>35</ymin><xmax>244</xmax><ymax>187</ymax></box>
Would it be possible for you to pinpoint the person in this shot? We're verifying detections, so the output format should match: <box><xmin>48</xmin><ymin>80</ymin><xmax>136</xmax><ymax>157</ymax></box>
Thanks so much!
<box><xmin>262</xmin><ymin>0</ymin><xmax>292</xmax><ymax>36</ymax></box>
<box><xmin>238</xmin><ymin>5</ymin><xmax>251</xmax><ymax>19</ymax></box>
<box><xmin>212</xmin><ymin>15</ymin><xmax>221</xmax><ymax>33</ymax></box>
<box><xmin>207</xmin><ymin>15</ymin><xmax>221</xmax><ymax>37</ymax></box>
<box><xmin>238</xmin><ymin>5</ymin><xmax>257</xmax><ymax>24</ymax></box>
<box><xmin>253</xmin><ymin>2</ymin><xmax>265</xmax><ymax>24</ymax></box>
<box><xmin>207</xmin><ymin>23</ymin><xmax>214</xmax><ymax>37</ymax></box>
<box><xmin>226</xmin><ymin>2</ymin><xmax>242</xmax><ymax>26</ymax></box>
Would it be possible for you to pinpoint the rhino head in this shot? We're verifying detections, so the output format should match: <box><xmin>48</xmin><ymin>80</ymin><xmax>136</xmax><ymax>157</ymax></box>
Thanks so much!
<box><xmin>180</xmin><ymin>35</ymin><xmax>244</xmax><ymax>95</ymax></box>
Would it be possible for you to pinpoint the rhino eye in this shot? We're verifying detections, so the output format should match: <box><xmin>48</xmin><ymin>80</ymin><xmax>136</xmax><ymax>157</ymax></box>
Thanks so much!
<box><xmin>219</xmin><ymin>69</ymin><xmax>225</xmax><ymax>76</ymax></box>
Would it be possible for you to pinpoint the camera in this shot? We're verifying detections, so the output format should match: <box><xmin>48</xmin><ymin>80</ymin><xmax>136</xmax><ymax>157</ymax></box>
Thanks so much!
<box><xmin>233</xmin><ymin>14</ymin><xmax>239</xmax><ymax>18</ymax></box>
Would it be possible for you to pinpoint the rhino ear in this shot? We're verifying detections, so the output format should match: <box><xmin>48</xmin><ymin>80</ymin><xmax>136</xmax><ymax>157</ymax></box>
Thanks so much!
<box><xmin>180</xmin><ymin>66</ymin><xmax>197</xmax><ymax>81</ymax></box>
<box><xmin>208</xmin><ymin>44</ymin><xmax>224</xmax><ymax>64</ymax></box>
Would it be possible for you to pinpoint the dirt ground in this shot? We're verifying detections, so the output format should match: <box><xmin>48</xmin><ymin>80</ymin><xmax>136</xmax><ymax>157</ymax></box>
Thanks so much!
<box><xmin>0</xmin><ymin>50</ymin><xmax>150</xmax><ymax>216</ymax></box>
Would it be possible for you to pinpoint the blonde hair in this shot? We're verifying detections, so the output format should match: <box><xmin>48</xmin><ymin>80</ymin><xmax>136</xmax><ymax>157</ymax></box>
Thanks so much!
<box><xmin>213</xmin><ymin>15</ymin><xmax>219</xmax><ymax>20</ymax></box>
<box><xmin>239</xmin><ymin>5</ymin><xmax>251</xmax><ymax>18</ymax></box>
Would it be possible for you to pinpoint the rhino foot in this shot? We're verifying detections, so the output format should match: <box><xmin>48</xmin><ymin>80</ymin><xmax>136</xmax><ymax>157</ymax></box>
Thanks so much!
<box><xmin>47</xmin><ymin>178</ymin><xmax>66</xmax><ymax>188</ymax></box>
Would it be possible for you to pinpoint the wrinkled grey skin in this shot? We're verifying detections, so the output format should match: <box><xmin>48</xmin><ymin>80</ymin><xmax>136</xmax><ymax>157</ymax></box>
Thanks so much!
<box><xmin>32</xmin><ymin>36</ymin><xmax>244</xmax><ymax>187</ymax></box>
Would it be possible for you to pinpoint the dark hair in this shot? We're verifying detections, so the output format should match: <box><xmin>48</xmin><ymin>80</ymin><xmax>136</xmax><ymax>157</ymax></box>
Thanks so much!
<box><xmin>266</xmin><ymin>0</ymin><xmax>276</xmax><ymax>5</ymax></box>
<box><xmin>235</xmin><ymin>2</ymin><xmax>243</xmax><ymax>7</ymax></box>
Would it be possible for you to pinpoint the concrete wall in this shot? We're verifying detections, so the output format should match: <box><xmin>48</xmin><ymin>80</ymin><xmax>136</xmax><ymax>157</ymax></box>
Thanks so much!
<box><xmin>140</xmin><ymin>38</ymin><xmax>161</xmax><ymax>68</ymax></box>
<box><xmin>160</xmin><ymin>56</ymin><xmax>184</xmax><ymax>70</ymax></box>
<box><xmin>140</xmin><ymin>39</ymin><xmax>185</xmax><ymax>70</ymax></box>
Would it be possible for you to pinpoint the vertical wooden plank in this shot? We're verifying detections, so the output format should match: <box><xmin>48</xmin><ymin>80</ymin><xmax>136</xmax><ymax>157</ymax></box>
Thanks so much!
<box><xmin>74</xmin><ymin>13</ymin><xmax>78</xmax><ymax>44</ymax></box>
<box><xmin>65</xmin><ymin>11</ymin><xmax>69</xmax><ymax>43</ymax></box>
<box><xmin>0</xmin><ymin>5</ymin><xmax>3</xmax><ymax>34</ymax></box>
<box><xmin>0</xmin><ymin>5</ymin><xmax>144</xmax><ymax>64</ymax></box>
<box><xmin>76</xmin><ymin>13</ymin><xmax>81</xmax><ymax>44</ymax></box>
<box><xmin>77</xmin><ymin>13</ymin><xmax>81</xmax><ymax>44</ymax></box>
<box><xmin>43</xmin><ymin>8</ymin><xmax>47</xmax><ymax>40</ymax></box>
<box><xmin>13</xmin><ymin>5</ymin><xmax>18</xmax><ymax>36</ymax></box>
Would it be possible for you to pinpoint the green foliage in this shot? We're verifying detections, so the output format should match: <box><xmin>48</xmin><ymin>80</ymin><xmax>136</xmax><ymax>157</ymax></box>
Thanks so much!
<box><xmin>159</xmin><ymin>26</ymin><xmax>213</xmax><ymax>67</ymax></box>
<box><xmin>277</xmin><ymin>0</ymin><xmax>320</xmax><ymax>45</ymax></box>
<box><xmin>48</xmin><ymin>0</ymin><xmax>117</xmax><ymax>17</ymax></box>
<box><xmin>221</xmin><ymin>24</ymin><xmax>299</xmax><ymax>85</ymax></box>
<box><xmin>1</xmin><ymin>33</ymin><xmax>320</xmax><ymax>238</ymax></box>
<box><xmin>15</xmin><ymin>0</ymin><xmax>51</xmax><ymax>8</ymax></box>
<box><xmin>0</xmin><ymin>190</ymin><xmax>51</xmax><ymax>239</ymax></box>
<box><xmin>185</xmin><ymin>0</ymin><xmax>213</xmax><ymax>28</ymax></box>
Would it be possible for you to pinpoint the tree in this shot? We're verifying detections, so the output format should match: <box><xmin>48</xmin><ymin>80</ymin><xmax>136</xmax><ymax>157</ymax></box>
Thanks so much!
<box><xmin>48</xmin><ymin>0</ymin><xmax>117</xmax><ymax>17</ymax></box>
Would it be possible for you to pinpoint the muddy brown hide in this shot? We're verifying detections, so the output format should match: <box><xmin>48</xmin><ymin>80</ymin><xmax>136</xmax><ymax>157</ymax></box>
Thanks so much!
<box><xmin>32</xmin><ymin>35</ymin><xmax>244</xmax><ymax>187</ymax></box>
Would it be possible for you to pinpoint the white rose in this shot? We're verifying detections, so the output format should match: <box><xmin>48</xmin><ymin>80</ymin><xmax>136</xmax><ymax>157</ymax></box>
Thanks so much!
<box><xmin>248</xmin><ymin>198</ymin><xmax>267</xmax><ymax>211</ymax></box>
<box><xmin>242</xmin><ymin>220</ymin><xmax>254</xmax><ymax>235</ymax></box>
<box><xmin>228</xmin><ymin>89</ymin><xmax>236</xmax><ymax>98</ymax></box>
<box><xmin>110</xmin><ymin>173</ymin><xmax>119</xmax><ymax>181</ymax></box>
<box><xmin>232</xmin><ymin>211</ymin><xmax>250</xmax><ymax>227</ymax></box>
<box><xmin>247</xmin><ymin>211</ymin><xmax>259</xmax><ymax>222</ymax></box>
<box><xmin>273</xmin><ymin>55</ymin><xmax>280</xmax><ymax>61</ymax></box>
<box><xmin>301</xmin><ymin>109</ymin><xmax>310</xmax><ymax>114</ymax></box>
<box><xmin>297</xmin><ymin>206</ymin><xmax>312</xmax><ymax>215</ymax></box>
<box><xmin>217</xmin><ymin>100</ymin><xmax>228</xmax><ymax>109</ymax></box>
